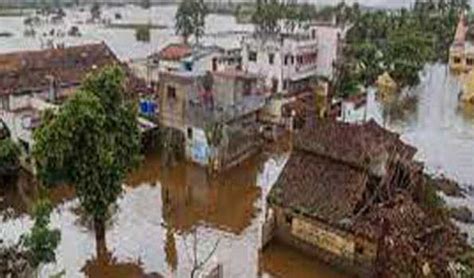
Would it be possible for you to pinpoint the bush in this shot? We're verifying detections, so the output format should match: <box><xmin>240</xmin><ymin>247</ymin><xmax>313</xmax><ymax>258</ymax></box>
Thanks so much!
<box><xmin>21</xmin><ymin>198</ymin><xmax>60</xmax><ymax>268</ymax></box>
<box><xmin>0</xmin><ymin>138</ymin><xmax>21</xmax><ymax>176</ymax></box>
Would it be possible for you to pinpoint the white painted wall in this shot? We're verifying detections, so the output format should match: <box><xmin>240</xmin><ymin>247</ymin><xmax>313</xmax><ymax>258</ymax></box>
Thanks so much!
<box><xmin>241</xmin><ymin>34</ymin><xmax>318</xmax><ymax>94</ymax></box>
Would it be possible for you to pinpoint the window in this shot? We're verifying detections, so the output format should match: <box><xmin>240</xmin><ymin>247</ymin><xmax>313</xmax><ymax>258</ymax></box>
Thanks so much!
<box><xmin>297</xmin><ymin>55</ymin><xmax>303</xmax><ymax>64</ymax></box>
<box><xmin>0</xmin><ymin>96</ymin><xmax>9</xmax><ymax>110</ymax></box>
<box><xmin>285</xmin><ymin>214</ymin><xmax>293</xmax><ymax>225</ymax></box>
<box><xmin>249</xmin><ymin>51</ymin><xmax>257</xmax><ymax>62</ymax></box>
<box><xmin>311</xmin><ymin>29</ymin><xmax>316</xmax><ymax>39</ymax></box>
<box><xmin>212</xmin><ymin>58</ymin><xmax>218</xmax><ymax>71</ymax></box>
<box><xmin>272</xmin><ymin>79</ymin><xmax>278</xmax><ymax>94</ymax></box>
<box><xmin>467</xmin><ymin>58</ymin><xmax>474</xmax><ymax>66</ymax></box>
<box><xmin>268</xmin><ymin>53</ymin><xmax>275</xmax><ymax>65</ymax></box>
<box><xmin>355</xmin><ymin>244</ymin><xmax>365</xmax><ymax>255</ymax></box>
<box><xmin>283</xmin><ymin>80</ymin><xmax>289</xmax><ymax>90</ymax></box>
<box><xmin>454</xmin><ymin>56</ymin><xmax>461</xmax><ymax>64</ymax></box>
<box><xmin>243</xmin><ymin>81</ymin><xmax>252</xmax><ymax>96</ymax></box>
<box><xmin>187</xmin><ymin>127</ymin><xmax>193</xmax><ymax>140</ymax></box>
<box><xmin>284</xmin><ymin>55</ymin><xmax>289</xmax><ymax>65</ymax></box>
<box><xmin>290</xmin><ymin>55</ymin><xmax>294</xmax><ymax>65</ymax></box>
<box><xmin>167</xmin><ymin>86</ymin><xmax>177</xmax><ymax>100</ymax></box>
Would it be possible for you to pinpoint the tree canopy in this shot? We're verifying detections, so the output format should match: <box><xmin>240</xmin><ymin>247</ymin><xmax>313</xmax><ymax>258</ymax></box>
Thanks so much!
<box><xmin>334</xmin><ymin>0</ymin><xmax>468</xmax><ymax>97</ymax></box>
<box><xmin>175</xmin><ymin>0</ymin><xmax>208</xmax><ymax>44</ymax></box>
<box><xmin>0</xmin><ymin>138</ymin><xmax>21</xmax><ymax>177</ymax></box>
<box><xmin>33</xmin><ymin>66</ymin><xmax>141</xmax><ymax>228</ymax></box>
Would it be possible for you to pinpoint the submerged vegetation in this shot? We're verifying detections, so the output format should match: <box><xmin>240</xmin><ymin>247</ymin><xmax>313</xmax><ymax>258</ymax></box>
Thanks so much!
<box><xmin>336</xmin><ymin>0</ymin><xmax>469</xmax><ymax>97</ymax></box>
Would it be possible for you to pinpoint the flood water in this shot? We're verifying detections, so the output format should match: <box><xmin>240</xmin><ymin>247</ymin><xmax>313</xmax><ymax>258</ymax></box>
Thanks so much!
<box><xmin>366</xmin><ymin>64</ymin><xmax>474</xmax><ymax>242</ymax></box>
<box><xmin>0</xmin><ymin>146</ymin><xmax>351</xmax><ymax>277</ymax></box>
<box><xmin>0</xmin><ymin>5</ymin><xmax>252</xmax><ymax>60</ymax></box>
<box><xmin>1</xmin><ymin>4</ymin><xmax>474</xmax><ymax>277</ymax></box>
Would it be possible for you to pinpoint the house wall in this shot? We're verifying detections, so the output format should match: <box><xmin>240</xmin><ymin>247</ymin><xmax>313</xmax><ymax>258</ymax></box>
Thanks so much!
<box><xmin>0</xmin><ymin>110</ymin><xmax>32</xmax><ymax>145</ymax></box>
<box><xmin>242</xmin><ymin>36</ymin><xmax>318</xmax><ymax>95</ymax></box>
<box><xmin>268</xmin><ymin>205</ymin><xmax>377</xmax><ymax>276</ymax></box>
<box><xmin>242</xmin><ymin>39</ymin><xmax>284</xmax><ymax>93</ymax></box>
<box><xmin>9</xmin><ymin>93</ymin><xmax>30</xmax><ymax>111</ymax></box>
<box><xmin>185</xmin><ymin>126</ymin><xmax>210</xmax><ymax>166</ymax></box>
<box><xmin>159</xmin><ymin>78</ymin><xmax>190</xmax><ymax>131</ymax></box>
<box><xmin>449</xmin><ymin>47</ymin><xmax>474</xmax><ymax>73</ymax></box>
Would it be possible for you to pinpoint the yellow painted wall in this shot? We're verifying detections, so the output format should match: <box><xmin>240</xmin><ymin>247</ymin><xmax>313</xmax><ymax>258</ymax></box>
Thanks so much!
<box><xmin>291</xmin><ymin>217</ymin><xmax>356</xmax><ymax>259</ymax></box>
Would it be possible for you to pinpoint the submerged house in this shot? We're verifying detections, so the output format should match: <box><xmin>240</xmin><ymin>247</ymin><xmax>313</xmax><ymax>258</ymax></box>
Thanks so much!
<box><xmin>159</xmin><ymin>69</ymin><xmax>267</xmax><ymax>171</ymax></box>
<box><xmin>0</xmin><ymin>43</ymin><xmax>120</xmax><ymax>153</ymax></box>
<box><xmin>263</xmin><ymin>119</ymin><xmax>417</xmax><ymax>275</ymax></box>
<box><xmin>0</xmin><ymin>43</ymin><xmax>153</xmax><ymax>166</ymax></box>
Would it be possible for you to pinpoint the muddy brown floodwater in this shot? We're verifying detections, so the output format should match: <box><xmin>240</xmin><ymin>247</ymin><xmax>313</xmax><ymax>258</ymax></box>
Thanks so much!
<box><xmin>0</xmin><ymin>142</ymin><xmax>350</xmax><ymax>277</ymax></box>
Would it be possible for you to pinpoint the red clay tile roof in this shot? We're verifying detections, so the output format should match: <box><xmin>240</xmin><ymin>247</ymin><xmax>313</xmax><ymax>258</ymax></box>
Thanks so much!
<box><xmin>157</xmin><ymin>43</ymin><xmax>192</xmax><ymax>61</ymax></box>
<box><xmin>0</xmin><ymin>43</ymin><xmax>119</xmax><ymax>96</ymax></box>
<box><xmin>269</xmin><ymin>149</ymin><xmax>368</xmax><ymax>224</ymax></box>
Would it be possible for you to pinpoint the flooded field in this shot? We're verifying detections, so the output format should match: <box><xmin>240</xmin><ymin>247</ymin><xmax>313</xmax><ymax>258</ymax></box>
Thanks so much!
<box><xmin>0</xmin><ymin>5</ymin><xmax>252</xmax><ymax>60</ymax></box>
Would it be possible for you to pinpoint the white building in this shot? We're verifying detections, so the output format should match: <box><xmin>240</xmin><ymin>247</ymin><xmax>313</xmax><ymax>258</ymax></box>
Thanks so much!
<box><xmin>241</xmin><ymin>29</ymin><xmax>319</xmax><ymax>96</ymax></box>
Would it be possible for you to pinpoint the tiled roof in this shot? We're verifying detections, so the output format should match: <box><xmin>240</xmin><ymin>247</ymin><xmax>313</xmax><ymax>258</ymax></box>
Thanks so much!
<box><xmin>269</xmin><ymin>149</ymin><xmax>368</xmax><ymax>224</ymax></box>
<box><xmin>156</xmin><ymin>43</ymin><xmax>192</xmax><ymax>61</ymax></box>
<box><xmin>295</xmin><ymin>119</ymin><xmax>416</xmax><ymax>170</ymax></box>
<box><xmin>0</xmin><ymin>43</ymin><xmax>119</xmax><ymax>96</ymax></box>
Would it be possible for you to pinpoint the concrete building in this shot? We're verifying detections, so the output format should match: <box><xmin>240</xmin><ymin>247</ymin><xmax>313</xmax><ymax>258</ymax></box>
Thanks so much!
<box><xmin>140</xmin><ymin>43</ymin><xmax>242</xmax><ymax>85</ymax></box>
<box><xmin>158</xmin><ymin>69</ymin><xmax>267</xmax><ymax>171</ymax></box>
<box><xmin>241</xmin><ymin>31</ymin><xmax>318</xmax><ymax>96</ymax></box>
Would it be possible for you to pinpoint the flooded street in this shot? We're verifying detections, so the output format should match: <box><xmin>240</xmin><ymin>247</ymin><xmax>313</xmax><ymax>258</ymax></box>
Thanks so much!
<box><xmin>0</xmin><ymin>149</ymin><xmax>350</xmax><ymax>277</ymax></box>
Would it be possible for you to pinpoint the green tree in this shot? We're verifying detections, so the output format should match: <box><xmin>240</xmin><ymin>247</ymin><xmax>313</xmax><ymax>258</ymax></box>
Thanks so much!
<box><xmin>0</xmin><ymin>138</ymin><xmax>21</xmax><ymax>177</ymax></box>
<box><xmin>175</xmin><ymin>0</ymin><xmax>208</xmax><ymax>44</ymax></box>
<box><xmin>21</xmin><ymin>197</ymin><xmax>61</xmax><ymax>268</ymax></box>
<box><xmin>252</xmin><ymin>0</ymin><xmax>282</xmax><ymax>36</ymax></box>
<box><xmin>33</xmin><ymin>66</ymin><xmax>141</xmax><ymax>249</ymax></box>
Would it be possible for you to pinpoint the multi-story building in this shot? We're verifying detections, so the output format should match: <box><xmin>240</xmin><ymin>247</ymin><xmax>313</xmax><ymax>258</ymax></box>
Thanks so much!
<box><xmin>158</xmin><ymin>69</ymin><xmax>267</xmax><ymax>171</ymax></box>
<box><xmin>241</xmin><ymin>31</ymin><xmax>319</xmax><ymax>96</ymax></box>
<box><xmin>139</xmin><ymin>43</ymin><xmax>242</xmax><ymax>84</ymax></box>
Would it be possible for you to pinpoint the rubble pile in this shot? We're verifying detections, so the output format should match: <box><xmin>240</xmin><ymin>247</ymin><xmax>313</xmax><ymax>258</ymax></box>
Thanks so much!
<box><xmin>355</xmin><ymin>194</ymin><xmax>470</xmax><ymax>277</ymax></box>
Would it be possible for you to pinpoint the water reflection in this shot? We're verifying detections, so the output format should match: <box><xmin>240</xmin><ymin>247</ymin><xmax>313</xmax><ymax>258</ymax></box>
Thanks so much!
<box><xmin>1</xmin><ymin>148</ymin><xmax>346</xmax><ymax>277</ymax></box>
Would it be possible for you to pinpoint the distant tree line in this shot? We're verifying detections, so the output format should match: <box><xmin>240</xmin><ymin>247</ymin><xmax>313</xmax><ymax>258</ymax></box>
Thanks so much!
<box><xmin>334</xmin><ymin>0</ymin><xmax>470</xmax><ymax>97</ymax></box>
